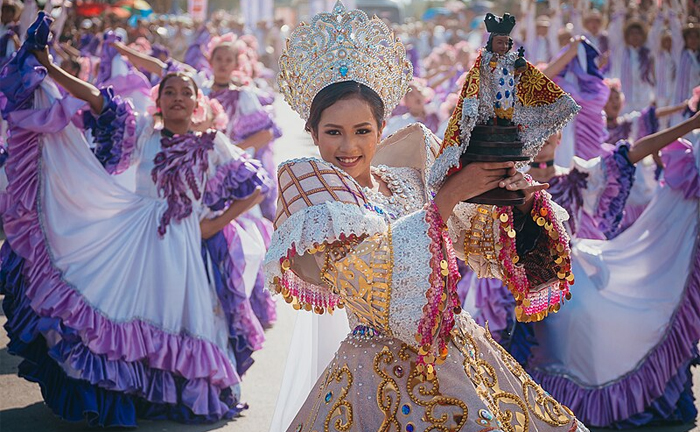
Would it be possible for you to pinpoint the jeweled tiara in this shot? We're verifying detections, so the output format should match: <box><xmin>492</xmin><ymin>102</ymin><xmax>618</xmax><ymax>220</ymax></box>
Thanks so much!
<box><xmin>278</xmin><ymin>0</ymin><xmax>413</xmax><ymax>121</ymax></box>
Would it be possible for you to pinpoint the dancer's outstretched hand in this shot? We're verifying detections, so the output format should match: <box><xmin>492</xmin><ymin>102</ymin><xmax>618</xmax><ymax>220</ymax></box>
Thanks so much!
<box><xmin>31</xmin><ymin>46</ymin><xmax>51</xmax><ymax>68</ymax></box>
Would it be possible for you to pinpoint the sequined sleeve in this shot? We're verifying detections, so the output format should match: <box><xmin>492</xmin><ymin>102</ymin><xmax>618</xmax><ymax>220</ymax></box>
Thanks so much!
<box><xmin>264</xmin><ymin>158</ymin><xmax>455</xmax><ymax>352</ymax></box>
<box><xmin>447</xmin><ymin>190</ymin><xmax>574</xmax><ymax>323</ymax></box>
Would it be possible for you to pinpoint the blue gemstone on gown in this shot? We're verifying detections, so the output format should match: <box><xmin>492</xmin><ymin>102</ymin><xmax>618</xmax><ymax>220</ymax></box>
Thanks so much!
<box><xmin>325</xmin><ymin>391</ymin><xmax>333</xmax><ymax>403</ymax></box>
<box><xmin>503</xmin><ymin>67</ymin><xmax>508</xmax><ymax>75</ymax></box>
<box><xmin>402</xmin><ymin>404</ymin><xmax>411</xmax><ymax>415</ymax></box>
<box><xmin>496</xmin><ymin>92</ymin><xmax>502</xmax><ymax>100</ymax></box>
<box><xmin>510</xmin><ymin>78</ymin><xmax>514</xmax><ymax>86</ymax></box>
<box><xmin>479</xmin><ymin>408</ymin><xmax>494</xmax><ymax>420</ymax></box>
<box><xmin>499</xmin><ymin>78</ymin><xmax>505</xmax><ymax>85</ymax></box>
<box><xmin>505</xmin><ymin>90</ymin><xmax>510</xmax><ymax>98</ymax></box>
<box><xmin>406</xmin><ymin>424</ymin><xmax>415</xmax><ymax>432</ymax></box>
<box><xmin>339</xmin><ymin>65</ymin><xmax>349</xmax><ymax>77</ymax></box>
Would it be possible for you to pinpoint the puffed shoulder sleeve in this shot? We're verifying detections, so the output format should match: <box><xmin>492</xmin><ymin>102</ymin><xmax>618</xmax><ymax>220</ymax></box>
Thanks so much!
<box><xmin>264</xmin><ymin>158</ymin><xmax>388</xmax><ymax>313</ymax></box>
<box><xmin>203</xmin><ymin>131</ymin><xmax>273</xmax><ymax>212</ymax></box>
<box><xmin>264</xmin><ymin>158</ymin><xmax>463</xmax><ymax>364</ymax></box>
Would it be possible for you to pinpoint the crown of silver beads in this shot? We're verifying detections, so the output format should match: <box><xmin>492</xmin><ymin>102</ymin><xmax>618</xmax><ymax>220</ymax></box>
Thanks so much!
<box><xmin>278</xmin><ymin>0</ymin><xmax>413</xmax><ymax>121</ymax></box>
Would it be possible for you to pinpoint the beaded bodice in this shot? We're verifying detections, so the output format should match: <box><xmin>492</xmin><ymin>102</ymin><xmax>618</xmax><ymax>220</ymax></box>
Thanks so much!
<box><xmin>324</xmin><ymin>165</ymin><xmax>430</xmax><ymax>338</ymax></box>
<box><xmin>360</xmin><ymin>165</ymin><xmax>425</xmax><ymax>221</ymax></box>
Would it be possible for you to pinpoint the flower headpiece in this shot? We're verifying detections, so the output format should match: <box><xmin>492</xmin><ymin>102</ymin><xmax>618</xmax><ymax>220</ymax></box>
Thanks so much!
<box><xmin>206</xmin><ymin>32</ymin><xmax>238</xmax><ymax>60</ymax></box>
<box><xmin>278</xmin><ymin>0</ymin><xmax>413</xmax><ymax>120</ymax></box>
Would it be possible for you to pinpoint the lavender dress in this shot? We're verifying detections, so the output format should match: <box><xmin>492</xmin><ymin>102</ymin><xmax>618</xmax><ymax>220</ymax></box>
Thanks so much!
<box><xmin>0</xmin><ymin>20</ymin><xmax>273</xmax><ymax>427</ymax></box>
<box><xmin>207</xmin><ymin>85</ymin><xmax>282</xmax><ymax>328</ymax></box>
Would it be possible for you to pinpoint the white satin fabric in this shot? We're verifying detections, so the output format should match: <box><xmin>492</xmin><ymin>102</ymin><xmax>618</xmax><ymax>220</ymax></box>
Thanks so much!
<box><xmin>268</xmin><ymin>310</ymin><xmax>349</xmax><ymax>432</ymax></box>
<box><xmin>110</xmin><ymin>54</ymin><xmax>153</xmax><ymax>114</ymax></box>
<box><xmin>530</xmin><ymin>146</ymin><xmax>700</xmax><ymax>385</ymax></box>
<box><xmin>35</xmin><ymin>80</ymin><xmax>236</xmax><ymax>352</ymax></box>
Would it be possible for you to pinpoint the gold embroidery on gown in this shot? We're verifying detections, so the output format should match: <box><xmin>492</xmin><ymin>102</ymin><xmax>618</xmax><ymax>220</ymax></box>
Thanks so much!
<box><xmin>267</xmin><ymin>126</ymin><xmax>587</xmax><ymax>432</ymax></box>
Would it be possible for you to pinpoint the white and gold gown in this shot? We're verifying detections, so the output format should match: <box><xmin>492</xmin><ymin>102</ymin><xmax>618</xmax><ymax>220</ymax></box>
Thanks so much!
<box><xmin>264</xmin><ymin>124</ymin><xmax>589</xmax><ymax>432</ymax></box>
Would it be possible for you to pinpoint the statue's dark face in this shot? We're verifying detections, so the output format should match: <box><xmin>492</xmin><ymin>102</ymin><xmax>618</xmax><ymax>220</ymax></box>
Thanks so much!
<box><xmin>492</xmin><ymin>35</ymin><xmax>510</xmax><ymax>55</ymax></box>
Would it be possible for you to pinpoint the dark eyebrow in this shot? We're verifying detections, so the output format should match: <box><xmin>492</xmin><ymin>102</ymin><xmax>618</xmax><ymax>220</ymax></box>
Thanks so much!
<box><xmin>322</xmin><ymin>122</ymin><xmax>373</xmax><ymax>128</ymax></box>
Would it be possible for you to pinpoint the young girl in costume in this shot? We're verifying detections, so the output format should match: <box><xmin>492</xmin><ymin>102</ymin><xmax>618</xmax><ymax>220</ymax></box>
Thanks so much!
<box><xmin>0</xmin><ymin>13</ymin><xmax>272</xmax><ymax>427</ymax></box>
<box><xmin>112</xmin><ymin>32</ymin><xmax>280</xmax><ymax>329</ymax></box>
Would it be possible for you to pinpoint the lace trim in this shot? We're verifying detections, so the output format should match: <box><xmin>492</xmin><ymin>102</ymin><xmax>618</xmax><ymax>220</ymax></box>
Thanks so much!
<box><xmin>513</xmin><ymin>95</ymin><xmax>581</xmax><ymax>160</ymax></box>
<box><xmin>428</xmin><ymin>145</ymin><xmax>463</xmax><ymax>191</ymax></box>
<box><xmin>264</xmin><ymin>201</ymin><xmax>388</xmax><ymax>301</ymax></box>
<box><xmin>388</xmin><ymin>210</ymin><xmax>433</xmax><ymax>346</ymax></box>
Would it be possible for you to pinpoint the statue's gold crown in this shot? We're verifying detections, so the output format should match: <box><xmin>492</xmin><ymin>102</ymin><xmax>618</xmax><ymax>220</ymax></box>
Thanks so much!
<box><xmin>278</xmin><ymin>1</ymin><xmax>413</xmax><ymax>121</ymax></box>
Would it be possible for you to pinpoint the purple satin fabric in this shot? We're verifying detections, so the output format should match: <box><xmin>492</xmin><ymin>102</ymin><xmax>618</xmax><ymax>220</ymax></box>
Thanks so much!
<box><xmin>82</xmin><ymin>87</ymin><xmax>137</xmax><ymax>174</ymax></box>
<box><xmin>661</xmin><ymin>139</ymin><xmax>700</xmax><ymax>199</ymax></box>
<box><xmin>203</xmin><ymin>154</ymin><xmax>272</xmax><ymax>212</ymax></box>
<box><xmin>531</xmin><ymin>240</ymin><xmax>700</xmax><ymax>427</ymax></box>
<box><xmin>2</xmin><ymin>46</ymin><xmax>240</xmax><ymax>389</ymax></box>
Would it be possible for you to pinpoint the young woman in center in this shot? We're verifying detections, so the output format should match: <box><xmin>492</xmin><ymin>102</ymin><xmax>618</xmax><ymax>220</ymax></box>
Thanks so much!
<box><xmin>267</xmin><ymin>2</ymin><xmax>589</xmax><ymax>431</ymax></box>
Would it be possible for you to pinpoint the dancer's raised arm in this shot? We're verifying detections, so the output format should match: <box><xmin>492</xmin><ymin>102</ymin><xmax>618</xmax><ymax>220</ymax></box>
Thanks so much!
<box><xmin>628</xmin><ymin>111</ymin><xmax>700</xmax><ymax>164</ymax></box>
<box><xmin>31</xmin><ymin>46</ymin><xmax>103</xmax><ymax>113</ymax></box>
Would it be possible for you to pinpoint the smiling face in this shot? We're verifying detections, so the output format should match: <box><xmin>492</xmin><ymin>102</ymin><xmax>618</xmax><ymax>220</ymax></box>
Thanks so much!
<box><xmin>210</xmin><ymin>44</ymin><xmax>238</xmax><ymax>83</ymax></box>
<box><xmin>157</xmin><ymin>75</ymin><xmax>198</xmax><ymax>125</ymax></box>
<box><xmin>311</xmin><ymin>97</ymin><xmax>384</xmax><ymax>185</ymax></box>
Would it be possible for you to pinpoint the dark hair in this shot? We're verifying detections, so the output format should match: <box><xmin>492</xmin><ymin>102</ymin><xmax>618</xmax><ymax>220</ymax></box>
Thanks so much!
<box><xmin>64</xmin><ymin>59</ymin><xmax>82</xmax><ymax>76</ymax></box>
<box><xmin>305</xmin><ymin>81</ymin><xmax>384</xmax><ymax>133</ymax></box>
<box><xmin>157</xmin><ymin>72</ymin><xmax>199</xmax><ymax>100</ymax></box>
<box><xmin>624</xmin><ymin>21</ymin><xmax>647</xmax><ymax>39</ymax></box>
<box><xmin>683</xmin><ymin>25</ymin><xmax>700</xmax><ymax>43</ymax></box>
<box><xmin>485</xmin><ymin>34</ymin><xmax>513</xmax><ymax>53</ymax></box>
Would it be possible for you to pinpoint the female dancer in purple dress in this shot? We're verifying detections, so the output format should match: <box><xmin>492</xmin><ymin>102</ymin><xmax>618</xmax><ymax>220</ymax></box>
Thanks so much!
<box><xmin>0</xmin><ymin>14</ymin><xmax>272</xmax><ymax>427</ymax></box>
<box><xmin>111</xmin><ymin>34</ymin><xmax>280</xmax><ymax>330</ymax></box>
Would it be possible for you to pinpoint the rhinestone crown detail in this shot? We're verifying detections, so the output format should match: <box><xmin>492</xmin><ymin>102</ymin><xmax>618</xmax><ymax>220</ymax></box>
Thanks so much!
<box><xmin>278</xmin><ymin>0</ymin><xmax>413</xmax><ymax>121</ymax></box>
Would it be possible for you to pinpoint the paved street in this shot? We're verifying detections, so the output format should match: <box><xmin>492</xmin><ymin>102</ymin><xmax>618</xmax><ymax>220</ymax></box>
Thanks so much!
<box><xmin>0</xmin><ymin>97</ymin><xmax>698</xmax><ymax>432</ymax></box>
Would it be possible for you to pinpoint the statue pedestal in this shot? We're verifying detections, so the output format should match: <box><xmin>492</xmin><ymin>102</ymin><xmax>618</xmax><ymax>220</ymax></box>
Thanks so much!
<box><xmin>460</xmin><ymin>123</ymin><xmax>529</xmax><ymax>206</ymax></box>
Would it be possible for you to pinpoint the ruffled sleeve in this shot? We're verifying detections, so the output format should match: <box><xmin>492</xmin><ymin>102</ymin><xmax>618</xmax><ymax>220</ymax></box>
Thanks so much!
<box><xmin>635</xmin><ymin>105</ymin><xmax>660</xmax><ymax>141</ymax></box>
<box><xmin>82</xmin><ymin>87</ymin><xmax>137</xmax><ymax>175</ymax></box>
<box><xmin>566</xmin><ymin>140</ymin><xmax>636</xmax><ymax>239</ymax></box>
<box><xmin>230</xmin><ymin>87</ymin><xmax>282</xmax><ymax>143</ymax></box>
<box><xmin>660</xmin><ymin>139</ymin><xmax>700</xmax><ymax>199</ymax></box>
<box><xmin>202</xmin><ymin>131</ymin><xmax>273</xmax><ymax>212</ymax></box>
<box><xmin>0</xmin><ymin>14</ymin><xmax>51</xmax><ymax>115</ymax></box>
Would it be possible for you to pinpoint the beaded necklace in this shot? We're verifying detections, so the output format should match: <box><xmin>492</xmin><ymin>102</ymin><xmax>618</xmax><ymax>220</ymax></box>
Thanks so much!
<box><xmin>361</xmin><ymin>165</ymin><xmax>421</xmax><ymax>220</ymax></box>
